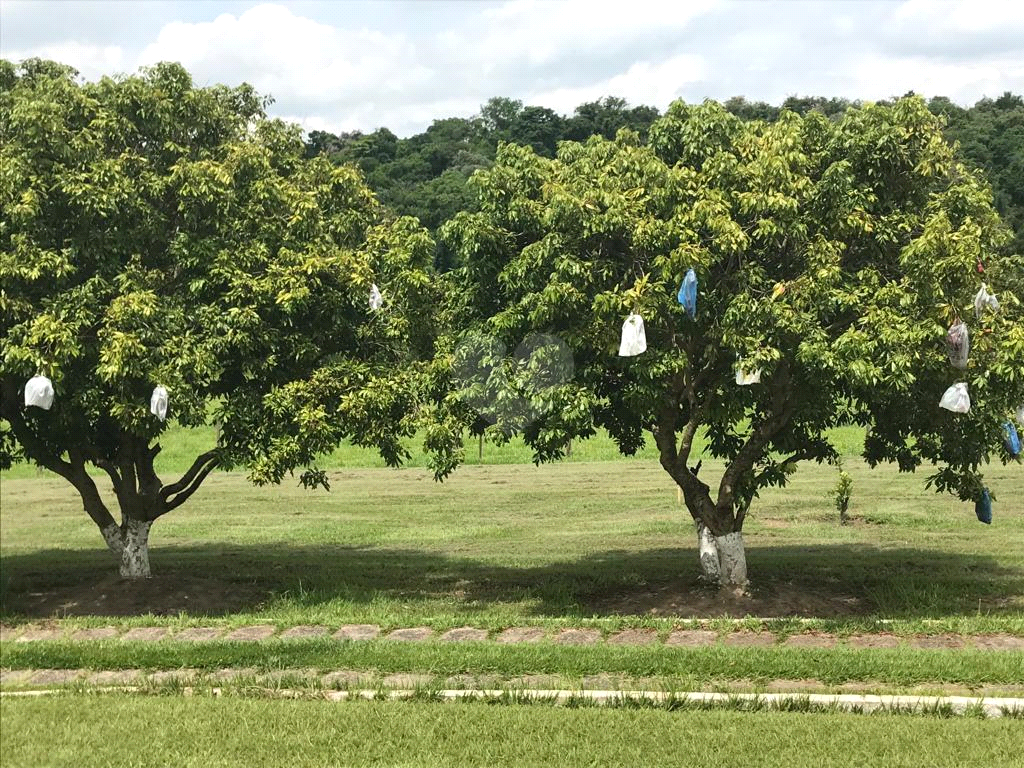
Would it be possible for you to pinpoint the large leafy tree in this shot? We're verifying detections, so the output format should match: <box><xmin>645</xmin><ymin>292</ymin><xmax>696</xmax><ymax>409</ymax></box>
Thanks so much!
<box><xmin>0</xmin><ymin>60</ymin><xmax>439</xmax><ymax>578</ymax></box>
<box><xmin>441</xmin><ymin>96</ymin><xmax>1024</xmax><ymax>588</ymax></box>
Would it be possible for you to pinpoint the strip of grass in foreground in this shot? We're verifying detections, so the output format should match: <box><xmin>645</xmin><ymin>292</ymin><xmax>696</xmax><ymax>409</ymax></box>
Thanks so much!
<box><xmin>4</xmin><ymin>639</ymin><xmax>1022</xmax><ymax>686</ymax></box>
<box><xmin>2</xmin><ymin>695</ymin><xmax>1021</xmax><ymax>768</ymax></box>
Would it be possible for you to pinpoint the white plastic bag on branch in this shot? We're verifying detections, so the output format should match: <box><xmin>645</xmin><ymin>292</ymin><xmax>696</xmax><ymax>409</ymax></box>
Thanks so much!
<box><xmin>1017</xmin><ymin>405</ymin><xmax>1024</xmax><ymax>428</ymax></box>
<box><xmin>945</xmin><ymin>321</ymin><xmax>969</xmax><ymax>369</ymax></box>
<box><xmin>618</xmin><ymin>313</ymin><xmax>647</xmax><ymax>357</ymax></box>
<box><xmin>974</xmin><ymin>283</ymin><xmax>999</xmax><ymax>319</ymax></box>
<box><xmin>369</xmin><ymin>283</ymin><xmax>383</xmax><ymax>311</ymax></box>
<box><xmin>24</xmin><ymin>375</ymin><xmax>54</xmax><ymax>410</ymax></box>
<box><xmin>735</xmin><ymin>367</ymin><xmax>762</xmax><ymax>386</ymax></box>
<box><xmin>150</xmin><ymin>386</ymin><xmax>168</xmax><ymax>422</ymax></box>
<box><xmin>939</xmin><ymin>382</ymin><xmax>970</xmax><ymax>413</ymax></box>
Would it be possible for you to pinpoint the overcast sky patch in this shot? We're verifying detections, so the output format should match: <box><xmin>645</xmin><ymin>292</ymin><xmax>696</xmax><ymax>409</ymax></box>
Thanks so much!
<box><xmin>2</xmin><ymin>0</ymin><xmax>1022</xmax><ymax>137</ymax></box>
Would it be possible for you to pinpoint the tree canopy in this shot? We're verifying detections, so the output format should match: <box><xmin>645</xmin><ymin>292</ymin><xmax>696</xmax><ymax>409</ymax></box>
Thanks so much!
<box><xmin>440</xmin><ymin>96</ymin><xmax>1024</xmax><ymax>586</ymax></box>
<box><xmin>0</xmin><ymin>59</ymin><xmax>440</xmax><ymax>577</ymax></box>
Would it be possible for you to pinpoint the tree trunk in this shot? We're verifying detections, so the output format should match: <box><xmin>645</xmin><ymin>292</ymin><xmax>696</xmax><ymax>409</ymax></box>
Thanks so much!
<box><xmin>695</xmin><ymin>520</ymin><xmax>721</xmax><ymax>583</ymax></box>
<box><xmin>120</xmin><ymin>519</ymin><xmax>152</xmax><ymax>579</ymax></box>
<box><xmin>694</xmin><ymin>523</ymin><xmax>747</xmax><ymax>590</ymax></box>
<box><xmin>101</xmin><ymin>522</ymin><xmax>124</xmax><ymax>556</ymax></box>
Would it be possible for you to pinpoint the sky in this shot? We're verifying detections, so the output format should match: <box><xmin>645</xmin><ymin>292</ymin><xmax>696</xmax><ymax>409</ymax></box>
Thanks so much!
<box><xmin>2</xmin><ymin>0</ymin><xmax>1023</xmax><ymax>137</ymax></box>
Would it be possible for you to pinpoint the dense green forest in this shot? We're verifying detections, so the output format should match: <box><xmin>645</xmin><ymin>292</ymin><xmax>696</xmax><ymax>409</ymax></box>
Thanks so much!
<box><xmin>305</xmin><ymin>93</ymin><xmax>1024</xmax><ymax>269</ymax></box>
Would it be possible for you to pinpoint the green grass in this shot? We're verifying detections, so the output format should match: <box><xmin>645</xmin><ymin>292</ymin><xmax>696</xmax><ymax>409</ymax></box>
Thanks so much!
<box><xmin>2</xmin><ymin>695</ymin><xmax>1022</xmax><ymax>768</ymax></box>
<box><xmin>0</xmin><ymin>424</ymin><xmax>870</xmax><ymax>479</ymax></box>
<box><xmin>2</xmin><ymin>452</ymin><xmax>1023</xmax><ymax>632</ymax></box>
<box><xmin>4</xmin><ymin>638</ymin><xmax>1023</xmax><ymax>687</ymax></box>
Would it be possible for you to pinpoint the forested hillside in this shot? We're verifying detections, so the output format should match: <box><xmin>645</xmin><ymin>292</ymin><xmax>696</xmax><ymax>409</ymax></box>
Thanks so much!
<box><xmin>306</xmin><ymin>93</ymin><xmax>1024</xmax><ymax>269</ymax></box>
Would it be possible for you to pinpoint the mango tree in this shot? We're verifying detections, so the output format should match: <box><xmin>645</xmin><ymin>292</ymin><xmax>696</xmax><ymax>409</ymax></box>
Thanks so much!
<box><xmin>441</xmin><ymin>97</ymin><xmax>1024</xmax><ymax>588</ymax></box>
<box><xmin>0</xmin><ymin>59</ymin><xmax>441</xmax><ymax>578</ymax></box>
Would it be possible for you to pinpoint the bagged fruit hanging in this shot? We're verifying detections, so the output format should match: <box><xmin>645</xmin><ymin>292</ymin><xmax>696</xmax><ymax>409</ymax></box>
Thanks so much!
<box><xmin>618</xmin><ymin>313</ymin><xmax>647</xmax><ymax>357</ymax></box>
<box><xmin>24</xmin><ymin>375</ymin><xmax>54</xmax><ymax>410</ymax></box>
<box><xmin>150</xmin><ymin>386</ymin><xmax>168</xmax><ymax>422</ymax></box>
<box><xmin>975</xmin><ymin>488</ymin><xmax>992</xmax><ymax>525</ymax></box>
<box><xmin>939</xmin><ymin>382</ymin><xmax>970</xmax><ymax>413</ymax></box>
<box><xmin>945</xmin><ymin>321</ymin><xmax>969</xmax><ymax>369</ymax></box>
<box><xmin>1004</xmin><ymin>422</ymin><xmax>1021</xmax><ymax>457</ymax></box>
<box><xmin>677</xmin><ymin>269</ymin><xmax>697</xmax><ymax>319</ymax></box>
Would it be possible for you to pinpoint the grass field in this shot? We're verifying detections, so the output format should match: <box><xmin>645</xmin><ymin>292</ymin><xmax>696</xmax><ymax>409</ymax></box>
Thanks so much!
<box><xmin>3</xmin><ymin>696</ymin><xmax>1023</xmax><ymax>768</ymax></box>
<box><xmin>2</xmin><ymin>427</ymin><xmax>1022</xmax><ymax>767</ymax></box>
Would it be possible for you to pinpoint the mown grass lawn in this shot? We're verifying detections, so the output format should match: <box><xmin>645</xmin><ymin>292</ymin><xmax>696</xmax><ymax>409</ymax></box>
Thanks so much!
<box><xmin>2</xmin><ymin>426</ymin><xmax>1022</xmax><ymax>631</ymax></box>
<box><xmin>2</xmin><ymin>695</ymin><xmax>1023</xmax><ymax>768</ymax></box>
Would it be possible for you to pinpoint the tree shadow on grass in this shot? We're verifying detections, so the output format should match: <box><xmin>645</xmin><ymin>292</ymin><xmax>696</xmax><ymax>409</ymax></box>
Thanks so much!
<box><xmin>1</xmin><ymin>543</ymin><xmax>1021</xmax><ymax>620</ymax></box>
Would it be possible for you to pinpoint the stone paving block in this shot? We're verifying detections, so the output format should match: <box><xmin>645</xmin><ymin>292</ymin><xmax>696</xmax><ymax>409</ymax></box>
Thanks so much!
<box><xmin>508</xmin><ymin>674</ymin><xmax>561</xmax><ymax>689</ymax></box>
<box><xmin>496</xmin><ymin>627</ymin><xmax>546</xmax><ymax>644</ymax></box>
<box><xmin>581</xmin><ymin>674</ymin><xmax>621</xmax><ymax>689</ymax></box>
<box><xmin>333</xmin><ymin>624</ymin><xmax>381</xmax><ymax>641</ymax></box>
<box><xmin>0</xmin><ymin>669</ymin><xmax>35</xmax><ymax>686</ymax></box>
<box><xmin>381</xmin><ymin>673</ymin><xmax>434</xmax><ymax>688</ymax></box>
<box><xmin>208</xmin><ymin>667</ymin><xmax>259</xmax><ymax>682</ymax></box>
<box><xmin>86</xmin><ymin>669</ymin><xmax>144</xmax><ymax>686</ymax></box>
<box><xmin>608</xmin><ymin>629</ymin><xmax>658</xmax><ymax>646</ymax></box>
<box><xmin>782</xmin><ymin>633</ymin><xmax>837</xmax><ymax>649</ymax></box>
<box><xmin>16</xmin><ymin>628</ymin><xmax>63</xmax><ymax>642</ymax></box>
<box><xmin>553</xmin><ymin>628</ymin><xmax>601</xmax><ymax>646</ymax></box>
<box><xmin>444</xmin><ymin>674</ymin><xmax>503</xmax><ymax>689</ymax></box>
<box><xmin>973</xmin><ymin>634</ymin><xmax>1024</xmax><ymax>651</ymax></box>
<box><xmin>149</xmin><ymin>669</ymin><xmax>200</xmax><ymax>684</ymax></box>
<box><xmin>262</xmin><ymin>668</ymin><xmax>322</xmax><ymax>685</ymax></box>
<box><xmin>846</xmin><ymin>633</ymin><xmax>901</xmax><ymax>649</ymax></box>
<box><xmin>28</xmin><ymin>669</ymin><xmax>83</xmax><ymax>685</ymax></box>
<box><xmin>280</xmin><ymin>625</ymin><xmax>330</xmax><ymax>639</ymax></box>
<box><xmin>386</xmin><ymin>627</ymin><xmax>435</xmax><ymax>642</ymax></box>
<box><xmin>322</xmin><ymin>670</ymin><xmax>375</xmax><ymax>688</ymax></box>
<box><xmin>122</xmin><ymin>627</ymin><xmax>170</xmax><ymax>642</ymax></box>
<box><xmin>71</xmin><ymin>627</ymin><xmax>120</xmax><ymax>641</ymax></box>
<box><xmin>174</xmin><ymin>628</ymin><xmax>223</xmax><ymax>642</ymax></box>
<box><xmin>723</xmin><ymin>631</ymin><xmax>777</xmax><ymax>648</ymax></box>
<box><xmin>224</xmin><ymin>625</ymin><xmax>276</xmax><ymax>642</ymax></box>
<box><xmin>665</xmin><ymin>630</ymin><xmax>718</xmax><ymax>647</ymax></box>
<box><xmin>440</xmin><ymin>627</ymin><xmax>488</xmax><ymax>643</ymax></box>
<box><xmin>909</xmin><ymin>634</ymin><xmax>966</xmax><ymax>650</ymax></box>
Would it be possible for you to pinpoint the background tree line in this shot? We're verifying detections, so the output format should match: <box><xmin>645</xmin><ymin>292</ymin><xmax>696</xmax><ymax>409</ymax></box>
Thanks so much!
<box><xmin>306</xmin><ymin>92</ymin><xmax>1024</xmax><ymax>269</ymax></box>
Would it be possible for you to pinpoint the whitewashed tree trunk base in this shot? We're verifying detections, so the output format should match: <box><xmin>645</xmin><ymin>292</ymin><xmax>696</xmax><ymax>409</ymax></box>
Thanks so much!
<box><xmin>101</xmin><ymin>523</ymin><xmax>124</xmax><ymax>556</ymax></box>
<box><xmin>695</xmin><ymin>524</ymin><xmax>748</xmax><ymax>590</ymax></box>
<box><xmin>695</xmin><ymin>521</ymin><xmax>721</xmax><ymax>583</ymax></box>
<box><xmin>120</xmin><ymin>519</ymin><xmax>152</xmax><ymax>579</ymax></box>
<box><xmin>716</xmin><ymin>531</ymin><xmax>747</xmax><ymax>590</ymax></box>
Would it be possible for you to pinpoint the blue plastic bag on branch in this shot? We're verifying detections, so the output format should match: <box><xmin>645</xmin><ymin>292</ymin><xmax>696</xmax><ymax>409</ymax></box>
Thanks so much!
<box><xmin>150</xmin><ymin>386</ymin><xmax>168</xmax><ymax>422</ymax></box>
<box><xmin>945</xmin><ymin>321</ymin><xmax>969</xmax><ymax>369</ymax></box>
<box><xmin>939</xmin><ymin>382</ymin><xmax>970</xmax><ymax>413</ymax></box>
<box><xmin>618</xmin><ymin>313</ymin><xmax>647</xmax><ymax>357</ymax></box>
<box><xmin>975</xmin><ymin>488</ymin><xmax>992</xmax><ymax>525</ymax></box>
<box><xmin>677</xmin><ymin>269</ymin><xmax>697</xmax><ymax>319</ymax></box>
<box><xmin>24</xmin><ymin>375</ymin><xmax>54</xmax><ymax>410</ymax></box>
<box><xmin>1004</xmin><ymin>422</ymin><xmax>1021</xmax><ymax>457</ymax></box>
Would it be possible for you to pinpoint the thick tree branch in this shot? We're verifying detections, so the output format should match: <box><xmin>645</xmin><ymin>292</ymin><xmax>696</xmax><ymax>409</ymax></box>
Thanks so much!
<box><xmin>160</xmin><ymin>457</ymin><xmax>219</xmax><ymax>514</ymax></box>
<box><xmin>160</xmin><ymin>450</ymin><xmax>219</xmax><ymax>500</ymax></box>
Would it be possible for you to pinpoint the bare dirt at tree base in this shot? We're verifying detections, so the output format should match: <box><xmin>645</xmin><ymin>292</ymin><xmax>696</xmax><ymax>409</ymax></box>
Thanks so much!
<box><xmin>3</xmin><ymin>574</ymin><xmax>266</xmax><ymax>618</ymax></box>
<box><xmin>589</xmin><ymin>580</ymin><xmax>867</xmax><ymax>618</ymax></box>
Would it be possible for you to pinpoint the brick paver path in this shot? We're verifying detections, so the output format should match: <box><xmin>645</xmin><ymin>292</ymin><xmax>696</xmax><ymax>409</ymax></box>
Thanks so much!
<box><xmin>1</xmin><ymin>623</ymin><xmax>1021</xmax><ymax>651</ymax></box>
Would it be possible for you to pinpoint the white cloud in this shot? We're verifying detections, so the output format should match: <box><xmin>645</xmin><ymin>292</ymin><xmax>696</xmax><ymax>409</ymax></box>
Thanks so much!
<box><xmin>1</xmin><ymin>41</ymin><xmax>127</xmax><ymax>80</ymax></box>
<box><xmin>526</xmin><ymin>55</ymin><xmax>706</xmax><ymax>114</ymax></box>
<box><xmin>3</xmin><ymin>0</ymin><xmax>1022</xmax><ymax>137</ymax></box>
<box><xmin>846</xmin><ymin>54</ymin><xmax>1024</xmax><ymax>103</ymax></box>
